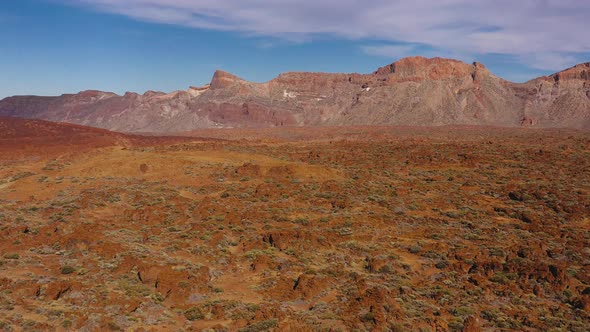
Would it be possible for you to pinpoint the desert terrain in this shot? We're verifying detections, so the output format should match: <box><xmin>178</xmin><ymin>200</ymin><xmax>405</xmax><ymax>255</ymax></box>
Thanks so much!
<box><xmin>0</xmin><ymin>117</ymin><xmax>588</xmax><ymax>331</ymax></box>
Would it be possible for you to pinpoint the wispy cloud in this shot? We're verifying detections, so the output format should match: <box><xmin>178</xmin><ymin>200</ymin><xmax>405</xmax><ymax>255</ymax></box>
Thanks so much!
<box><xmin>67</xmin><ymin>0</ymin><xmax>590</xmax><ymax>70</ymax></box>
<box><xmin>361</xmin><ymin>45</ymin><xmax>417</xmax><ymax>59</ymax></box>
<box><xmin>524</xmin><ymin>53</ymin><xmax>581</xmax><ymax>71</ymax></box>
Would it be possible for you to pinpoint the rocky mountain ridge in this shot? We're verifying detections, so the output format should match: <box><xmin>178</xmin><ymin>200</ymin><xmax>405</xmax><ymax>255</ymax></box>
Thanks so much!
<box><xmin>1</xmin><ymin>56</ymin><xmax>589</xmax><ymax>132</ymax></box>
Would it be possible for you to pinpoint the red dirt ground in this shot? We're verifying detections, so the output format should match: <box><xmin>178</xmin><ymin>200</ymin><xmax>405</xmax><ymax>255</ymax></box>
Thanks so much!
<box><xmin>0</xmin><ymin>118</ymin><xmax>589</xmax><ymax>331</ymax></box>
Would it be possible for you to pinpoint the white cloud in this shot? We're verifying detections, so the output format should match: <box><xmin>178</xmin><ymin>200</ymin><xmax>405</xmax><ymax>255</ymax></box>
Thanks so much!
<box><xmin>524</xmin><ymin>53</ymin><xmax>580</xmax><ymax>71</ymax></box>
<box><xmin>361</xmin><ymin>45</ymin><xmax>417</xmax><ymax>59</ymax></box>
<box><xmin>68</xmin><ymin>0</ymin><xmax>590</xmax><ymax>70</ymax></box>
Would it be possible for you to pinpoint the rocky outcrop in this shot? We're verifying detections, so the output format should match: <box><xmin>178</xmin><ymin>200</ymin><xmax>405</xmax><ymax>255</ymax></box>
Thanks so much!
<box><xmin>1</xmin><ymin>56</ymin><xmax>589</xmax><ymax>132</ymax></box>
<box><xmin>514</xmin><ymin>62</ymin><xmax>590</xmax><ymax>129</ymax></box>
<box><xmin>552</xmin><ymin>62</ymin><xmax>590</xmax><ymax>82</ymax></box>
<box><xmin>210</xmin><ymin>70</ymin><xmax>244</xmax><ymax>90</ymax></box>
<box><xmin>373</xmin><ymin>56</ymin><xmax>481</xmax><ymax>81</ymax></box>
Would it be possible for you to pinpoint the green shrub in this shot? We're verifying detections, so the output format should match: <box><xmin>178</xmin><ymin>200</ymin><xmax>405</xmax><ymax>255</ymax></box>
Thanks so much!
<box><xmin>184</xmin><ymin>307</ymin><xmax>205</xmax><ymax>321</ymax></box>
<box><xmin>4</xmin><ymin>253</ymin><xmax>19</xmax><ymax>260</ymax></box>
<box><xmin>239</xmin><ymin>319</ymin><xmax>278</xmax><ymax>332</ymax></box>
<box><xmin>61</xmin><ymin>266</ymin><xmax>76</xmax><ymax>275</ymax></box>
<box><xmin>409</xmin><ymin>245</ymin><xmax>422</xmax><ymax>254</ymax></box>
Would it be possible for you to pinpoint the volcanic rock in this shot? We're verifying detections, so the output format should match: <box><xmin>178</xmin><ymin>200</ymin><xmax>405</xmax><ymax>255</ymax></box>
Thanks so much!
<box><xmin>1</xmin><ymin>56</ymin><xmax>589</xmax><ymax>132</ymax></box>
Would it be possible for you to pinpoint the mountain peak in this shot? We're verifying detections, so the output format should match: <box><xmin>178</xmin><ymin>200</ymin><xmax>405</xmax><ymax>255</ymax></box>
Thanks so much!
<box><xmin>77</xmin><ymin>90</ymin><xmax>114</xmax><ymax>97</ymax></box>
<box><xmin>373</xmin><ymin>56</ymin><xmax>487</xmax><ymax>80</ymax></box>
<box><xmin>210</xmin><ymin>70</ymin><xmax>244</xmax><ymax>89</ymax></box>
<box><xmin>551</xmin><ymin>62</ymin><xmax>590</xmax><ymax>82</ymax></box>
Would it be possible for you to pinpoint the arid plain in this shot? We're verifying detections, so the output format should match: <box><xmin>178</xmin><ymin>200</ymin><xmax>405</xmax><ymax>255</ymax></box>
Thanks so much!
<box><xmin>0</xmin><ymin>117</ymin><xmax>588</xmax><ymax>331</ymax></box>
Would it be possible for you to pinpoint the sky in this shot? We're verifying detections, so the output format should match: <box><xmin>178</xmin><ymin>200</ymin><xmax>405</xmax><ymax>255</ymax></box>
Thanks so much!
<box><xmin>1</xmin><ymin>0</ymin><xmax>589</xmax><ymax>98</ymax></box>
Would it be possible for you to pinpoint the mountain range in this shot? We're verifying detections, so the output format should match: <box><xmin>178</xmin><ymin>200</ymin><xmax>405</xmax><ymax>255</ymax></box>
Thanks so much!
<box><xmin>1</xmin><ymin>56</ymin><xmax>589</xmax><ymax>133</ymax></box>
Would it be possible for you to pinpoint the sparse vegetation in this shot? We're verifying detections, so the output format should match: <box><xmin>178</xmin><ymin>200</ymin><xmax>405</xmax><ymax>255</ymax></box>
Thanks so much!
<box><xmin>61</xmin><ymin>266</ymin><xmax>76</xmax><ymax>275</ymax></box>
<box><xmin>0</xmin><ymin>126</ymin><xmax>588</xmax><ymax>330</ymax></box>
<box><xmin>184</xmin><ymin>307</ymin><xmax>205</xmax><ymax>321</ymax></box>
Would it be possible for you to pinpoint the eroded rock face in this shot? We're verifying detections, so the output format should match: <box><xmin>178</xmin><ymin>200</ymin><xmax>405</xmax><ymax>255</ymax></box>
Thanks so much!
<box><xmin>210</xmin><ymin>70</ymin><xmax>244</xmax><ymax>90</ymax></box>
<box><xmin>373</xmin><ymin>56</ymin><xmax>480</xmax><ymax>81</ymax></box>
<box><xmin>1</xmin><ymin>56</ymin><xmax>590</xmax><ymax>132</ymax></box>
<box><xmin>552</xmin><ymin>62</ymin><xmax>590</xmax><ymax>82</ymax></box>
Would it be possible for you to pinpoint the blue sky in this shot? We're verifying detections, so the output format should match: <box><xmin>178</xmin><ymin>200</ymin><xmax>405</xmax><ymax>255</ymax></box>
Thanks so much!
<box><xmin>1</xmin><ymin>0</ymin><xmax>589</xmax><ymax>98</ymax></box>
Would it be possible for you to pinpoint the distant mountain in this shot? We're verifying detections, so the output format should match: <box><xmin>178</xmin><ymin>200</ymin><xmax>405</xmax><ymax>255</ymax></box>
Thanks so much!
<box><xmin>1</xmin><ymin>57</ymin><xmax>589</xmax><ymax>132</ymax></box>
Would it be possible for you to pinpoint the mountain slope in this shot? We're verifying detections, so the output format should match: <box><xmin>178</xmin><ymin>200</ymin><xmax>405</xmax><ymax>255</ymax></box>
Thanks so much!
<box><xmin>1</xmin><ymin>57</ymin><xmax>589</xmax><ymax>132</ymax></box>
<box><xmin>0</xmin><ymin>116</ymin><xmax>191</xmax><ymax>158</ymax></box>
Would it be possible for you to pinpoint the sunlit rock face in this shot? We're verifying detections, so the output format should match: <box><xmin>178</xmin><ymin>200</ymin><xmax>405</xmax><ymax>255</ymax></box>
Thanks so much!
<box><xmin>1</xmin><ymin>57</ymin><xmax>590</xmax><ymax>132</ymax></box>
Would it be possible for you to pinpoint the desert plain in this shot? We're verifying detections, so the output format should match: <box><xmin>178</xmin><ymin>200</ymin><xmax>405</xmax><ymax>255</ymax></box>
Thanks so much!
<box><xmin>0</xmin><ymin>117</ymin><xmax>589</xmax><ymax>331</ymax></box>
